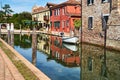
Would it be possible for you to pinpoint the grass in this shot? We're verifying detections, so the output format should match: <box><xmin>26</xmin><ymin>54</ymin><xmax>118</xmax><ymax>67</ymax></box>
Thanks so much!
<box><xmin>0</xmin><ymin>41</ymin><xmax>38</xmax><ymax>80</ymax></box>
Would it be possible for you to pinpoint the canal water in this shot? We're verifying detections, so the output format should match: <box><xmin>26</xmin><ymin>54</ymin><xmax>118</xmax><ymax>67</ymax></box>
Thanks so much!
<box><xmin>1</xmin><ymin>33</ymin><xmax>120</xmax><ymax>80</ymax></box>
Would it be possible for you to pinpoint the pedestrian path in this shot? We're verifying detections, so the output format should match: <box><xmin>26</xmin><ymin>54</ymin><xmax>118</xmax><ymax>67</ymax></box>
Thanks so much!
<box><xmin>0</xmin><ymin>48</ymin><xmax>25</xmax><ymax>80</ymax></box>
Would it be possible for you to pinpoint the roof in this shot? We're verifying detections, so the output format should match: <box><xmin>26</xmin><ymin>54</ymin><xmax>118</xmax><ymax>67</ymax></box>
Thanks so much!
<box><xmin>51</xmin><ymin>0</ymin><xmax>81</xmax><ymax>9</ymax></box>
<box><xmin>46</xmin><ymin>2</ymin><xmax>57</xmax><ymax>7</ymax></box>
<box><xmin>32</xmin><ymin>6</ymin><xmax>49</xmax><ymax>14</ymax></box>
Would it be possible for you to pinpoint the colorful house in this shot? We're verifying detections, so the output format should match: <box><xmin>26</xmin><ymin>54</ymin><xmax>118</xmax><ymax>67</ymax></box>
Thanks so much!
<box><xmin>32</xmin><ymin>4</ymin><xmax>55</xmax><ymax>30</ymax></box>
<box><xmin>50</xmin><ymin>0</ymin><xmax>81</xmax><ymax>34</ymax></box>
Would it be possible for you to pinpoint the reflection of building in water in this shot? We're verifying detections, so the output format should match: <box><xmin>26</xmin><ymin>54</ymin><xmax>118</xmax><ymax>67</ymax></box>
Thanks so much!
<box><xmin>81</xmin><ymin>44</ymin><xmax>120</xmax><ymax>80</ymax></box>
<box><xmin>37</xmin><ymin>34</ymin><xmax>50</xmax><ymax>54</ymax></box>
<box><xmin>50</xmin><ymin>36</ymin><xmax>80</xmax><ymax>66</ymax></box>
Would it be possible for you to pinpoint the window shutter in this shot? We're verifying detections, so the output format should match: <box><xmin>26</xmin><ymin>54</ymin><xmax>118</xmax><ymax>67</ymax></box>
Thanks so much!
<box><xmin>87</xmin><ymin>0</ymin><xmax>90</xmax><ymax>5</ymax></box>
<box><xmin>92</xmin><ymin>0</ymin><xmax>94</xmax><ymax>4</ymax></box>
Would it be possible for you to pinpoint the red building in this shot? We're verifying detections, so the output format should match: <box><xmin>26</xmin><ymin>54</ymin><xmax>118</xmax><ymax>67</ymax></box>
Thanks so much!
<box><xmin>50</xmin><ymin>0</ymin><xmax>81</xmax><ymax>34</ymax></box>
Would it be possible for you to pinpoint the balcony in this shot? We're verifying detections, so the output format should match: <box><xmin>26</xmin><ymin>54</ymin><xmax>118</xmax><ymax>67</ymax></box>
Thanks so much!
<box><xmin>44</xmin><ymin>15</ymin><xmax>49</xmax><ymax>21</ymax></box>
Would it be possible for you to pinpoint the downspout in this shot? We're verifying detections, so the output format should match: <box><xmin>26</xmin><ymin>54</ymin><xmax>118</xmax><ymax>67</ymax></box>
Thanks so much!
<box><xmin>110</xmin><ymin>0</ymin><xmax>112</xmax><ymax>13</ymax></box>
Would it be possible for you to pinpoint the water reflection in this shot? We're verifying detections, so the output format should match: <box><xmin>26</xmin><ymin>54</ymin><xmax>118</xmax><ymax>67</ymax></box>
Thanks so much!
<box><xmin>37</xmin><ymin>34</ymin><xmax>80</xmax><ymax>67</ymax></box>
<box><xmin>49</xmin><ymin>36</ymin><xmax>80</xmax><ymax>67</ymax></box>
<box><xmin>14</xmin><ymin>34</ymin><xmax>32</xmax><ymax>48</ymax></box>
<box><xmin>1</xmin><ymin>33</ymin><xmax>120</xmax><ymax>80</ymax></box>
<box><xmin>32</xmin><ymin>29</ymin><xmax>37</xmax><ymax>66</ymax></box>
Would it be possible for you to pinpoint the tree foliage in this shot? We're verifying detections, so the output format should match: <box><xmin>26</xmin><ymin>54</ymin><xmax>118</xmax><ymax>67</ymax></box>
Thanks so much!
<box><xmin>74</xmin><ymin>19</ymin><xmax>81</xmax><ymax>30</ymax></box>
<box><xmin>0</xmin><ymin>4</ymin><xmax>13</xmax><ymax>23</ymax></box>
<box><xmin>2</xmin><ymin>4</ymin><xmax>13</xmax><ymax>15</ymax></box>
<box><xmin>0</xmin><ymin>4</ymin><xmax>31</xmax><ymax>29</ymax></box>
<box><xmin>9</xmin><ymin>12</ymin><xmax>32</xmax><ymax>29</ymax></box>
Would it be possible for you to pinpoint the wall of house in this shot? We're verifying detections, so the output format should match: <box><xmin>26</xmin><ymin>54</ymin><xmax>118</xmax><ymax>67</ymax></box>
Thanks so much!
<box><xmin>66</xmin><ymin>5</ymin><xmax>81</xmax><ymax>14</ymax></box>
<box><xmin>106</xmin><ymin>0</ymin><xmax>120</xmax><ymax>50</ymax></box>
<box><xmin>51</xmin><ymin>6</ymin><xmax>70</xmax><ymax>33</ymax></box>
<box><xmin>32</xmin><ymin>10</ymin><xmax>50</xmax><ymax>27</ymax></box>
<box><xmin>51</xmin><ymin>5</ymin><xmax>81</xmax><ymax>33</ymax></box>
<box><xmin>82</xmin><ymin>0</ymin><xmax>110</xmax><ymax>45</ymax></box>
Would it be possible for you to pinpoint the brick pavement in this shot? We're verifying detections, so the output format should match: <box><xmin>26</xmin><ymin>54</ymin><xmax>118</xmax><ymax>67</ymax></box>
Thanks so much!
<box><xmin>0</xmin><ymin>48</ymin><xmax>25</xmax><ymax>80</ymax></box>
<box><xmin>0</xmin><ymin>38</ymin><xmax>51</xmax><ymax>80</ymax></box>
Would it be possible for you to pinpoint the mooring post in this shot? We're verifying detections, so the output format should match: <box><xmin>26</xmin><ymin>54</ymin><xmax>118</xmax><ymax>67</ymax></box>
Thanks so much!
<box><xmin>7</xmin><ymin>23</ymin><xmax>11</xmax><ymax>45</ymax></box>
<box><xmin>32</xmin><ymin>27</ymin><xmax>37</xmax><ymax>66</ymax></box>
<box><xmin>10</xmin><ymin>23</ymin><xmax>14</xmax><ymax>47</ymax></box>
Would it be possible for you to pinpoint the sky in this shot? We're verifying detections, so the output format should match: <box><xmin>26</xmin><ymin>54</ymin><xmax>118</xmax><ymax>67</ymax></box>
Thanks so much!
<box><xmin>1</xmin><ymin>0</ymin><xmax>67</xmax><ymax>13</ymax></box>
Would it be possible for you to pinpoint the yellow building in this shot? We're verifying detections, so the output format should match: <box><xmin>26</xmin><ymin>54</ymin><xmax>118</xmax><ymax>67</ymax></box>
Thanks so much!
<box><xmin>32</xmin><ymin>5</ymin><xmax>50</xmax><ymax>30</ymax></box>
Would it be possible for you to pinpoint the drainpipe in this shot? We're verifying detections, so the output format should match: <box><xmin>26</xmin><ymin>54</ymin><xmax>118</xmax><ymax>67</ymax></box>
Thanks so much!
<box><xmin>110</xmin><ymin>0</ymin><xmax>112</xmax><ymax>13</ymax></box>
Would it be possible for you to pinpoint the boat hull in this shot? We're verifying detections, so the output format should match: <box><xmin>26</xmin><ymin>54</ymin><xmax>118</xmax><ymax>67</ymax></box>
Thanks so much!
<box><xmin>62</xmin><ymin>37</ymin><xmax>79</xmax><ymax>44</ymax></box>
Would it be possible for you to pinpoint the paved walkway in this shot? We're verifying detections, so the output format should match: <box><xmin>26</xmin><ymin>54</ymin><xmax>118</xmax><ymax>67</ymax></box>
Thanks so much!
<box><xmin>0</xmin><ymin>38</ymin><xmax>51</xmax><ymax>80</ymax></box>
<box><xmin>0</xmin><ymin>48</ymin><xmax>25</xmax><ymax>80</ymax></box>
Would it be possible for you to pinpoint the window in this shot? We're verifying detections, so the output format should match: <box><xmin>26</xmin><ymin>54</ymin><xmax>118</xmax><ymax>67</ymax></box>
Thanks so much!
<box><xmin>54</xmin><ymin>9</ymin><xmax>60</xmax><ymax>16</ymax></box>
<box><xmin>88</xmin><ymin>17</ymin><xmax>93</xmax><ymax>30</ymax></box>
<box><xmin>102</xmin><ymin>15</ymin><xmax>109</xmax><ymax>31</ymax></box>
<box><xmin>54</xmin><ymin>10</ymin><xmax>56</xmax><ymax>16</ymax></box>
<box><xmin>87</xmin><ymin>0</ymin><xmax>94</xmax><ymax>5</ymax></box>
<box><xmin>62</xmin><ymin>21</ymin><xmax>66</xmax><ymax>28</ymax></box>
<box><xmin>102</xmin><ymin>0</ymin><xmax>108</xmax><ymax>3</ymax></box>
<box><xmin>66</xmin><ymin>20</ymin><xmax>69</xmax><ymax>27</ymax></box>
<box><xmin>54</xmin><ymin>21</ymin><xmax>60</xmax><ymax>28</ymax></box>
<box><xmin>62</xmin><ymin>8</ymin><xmax>65</xmax><ymax>15</ymax></box>
<box><xmin>88</xmin><ymin>57</ymin><xmax>93</xmax><ymax>71</ymax></box>
<box><xmin>57</xmin><ymin>9</ymin><xmax>60</xmax><ymax>15</ymax></box>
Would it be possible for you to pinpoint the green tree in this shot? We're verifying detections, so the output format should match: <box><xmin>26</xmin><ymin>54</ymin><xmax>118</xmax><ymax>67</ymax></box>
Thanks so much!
<box><xmin>2</xmin><ymin>4</ymin><xmax>13</xmax><ymax>16</ymax></box>
<box><xmin>9</xmin><ymin>12</ymin><xmax>32</xmax><ymax>29</ymax></box>
<box><xmin>0</xmin><ymin>10</ymin><xmax>5</xmax><ymax>22</ymax></box>
<box><xmin>74</xmin><ymin>19</ymin><xmax>81</xmax><ymax>30</ymax></box>
<box><xmin>2</xmin><ymin>4</ymin><xmax>13</xmax><ymax>23</ymax></box>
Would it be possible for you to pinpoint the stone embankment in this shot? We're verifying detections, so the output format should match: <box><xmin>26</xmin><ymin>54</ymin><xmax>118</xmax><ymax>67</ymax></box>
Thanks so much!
<box><xmin>1</xmin><ymin>29</ymin><xmax>120</xmax><ymax>51</ymax></box>
<box><xmin>0</xmin><ymin>38</ymin><xmax>51</xmax><ymax>80</ymax></box>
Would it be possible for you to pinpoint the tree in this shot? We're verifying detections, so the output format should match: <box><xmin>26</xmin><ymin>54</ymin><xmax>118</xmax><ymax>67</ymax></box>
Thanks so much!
<box><xmin>2</xmin><ymin>4</ymin><xmax>13</xmax><ymax>23</ymax></box>
<box><xmin>2</xmin><ymin>4</ymin><xmax>13</xmax><ymax>16</ymax></box>
<box><xmin>0</xmin><ymin>10</ymin><xmax>5</xmax><ymax>22</ymax></box>
<box><xmin>74</xmin><ymin>19</ymin><xmax>81</xmax><ymax>30</ymax></box>
<box><xmin>9</xmin><ymin>12</ymin><xmax>32</xmax><ymax>29</ymax></box>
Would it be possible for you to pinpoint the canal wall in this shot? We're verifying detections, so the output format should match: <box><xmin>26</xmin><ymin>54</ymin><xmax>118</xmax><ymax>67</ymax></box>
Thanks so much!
<box><xmin>0</xmin><ymin>38</ymin><xmax>51</xmax><ymax>80</ymax></box>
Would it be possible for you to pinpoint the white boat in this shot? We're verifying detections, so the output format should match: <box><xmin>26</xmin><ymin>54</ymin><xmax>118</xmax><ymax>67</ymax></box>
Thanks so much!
<box><xmin>62</xmin><ymin>36</ymin><xmax>79</xmax><ymax>44</ymax></box>
<box><xmin>63</xmin><ymin>43</ymin><xmax>78</xmax><ymax>51</ymax></box>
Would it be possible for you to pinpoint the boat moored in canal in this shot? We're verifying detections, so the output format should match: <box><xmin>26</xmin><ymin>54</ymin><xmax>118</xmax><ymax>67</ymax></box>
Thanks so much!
<box><xmin>62</xmin><ymin>36</ymin><xmax>79</xmax><ymax>44</ymax></box>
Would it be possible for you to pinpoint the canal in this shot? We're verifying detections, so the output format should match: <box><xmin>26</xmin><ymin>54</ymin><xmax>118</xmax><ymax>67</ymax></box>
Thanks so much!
<box><xmin>1</xmin><ymin>33</ymin><xmax>120</xmax><ymax>80</ymax></box>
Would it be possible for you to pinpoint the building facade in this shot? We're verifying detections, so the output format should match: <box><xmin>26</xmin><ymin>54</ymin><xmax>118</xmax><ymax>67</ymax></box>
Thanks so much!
<box><xmin>50</xmin><ymin>0</ymin><xmax>81</xmax><ymax>34</ymax></box>
<box><xmin>82</xmin><ymin>0</ymin><xmax>110</xmax><ymax>45</ymax></box>
<box><xmin>32</xmin><ymin>5</ymin><xmax>51</xmax><ymax>30</ymax></box>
